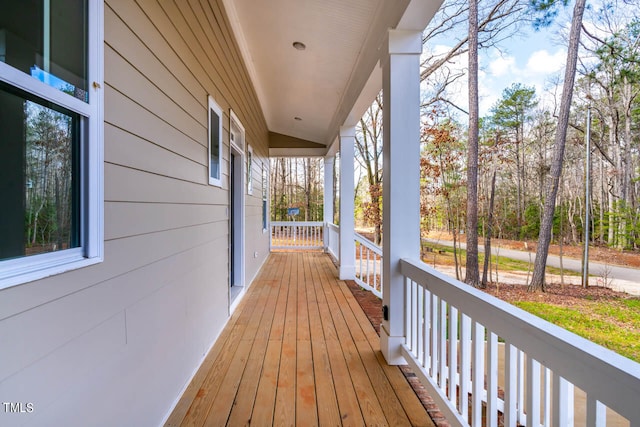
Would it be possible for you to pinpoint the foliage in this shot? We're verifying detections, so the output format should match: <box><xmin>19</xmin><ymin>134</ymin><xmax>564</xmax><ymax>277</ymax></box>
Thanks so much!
<box><xmin>521</xmin><ymin>203</ymin><xmax>541</xmax><ymax>239</ymax></box>
<box><xmin>350</xmin><ymin>0</ymin><xmax>640</xmax><ymax>289</ymax></box>
<box><xmin>24</xmin><ymin>102</ymin><xmax>75</xmax><ymax>253</ymax></box>
<box><xmin>529</xmin><ymin>0</ymin><xmax>570</xmax><ymax>28</ymax></box>
<box><xmin>270</xmin><ymin>158</ymin><xmax>325</xmax><ymax>222</ymax></box>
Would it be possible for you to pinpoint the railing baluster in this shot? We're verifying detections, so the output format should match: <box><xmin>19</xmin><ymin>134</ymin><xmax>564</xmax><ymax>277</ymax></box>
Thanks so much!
<box><xmin>358</xmin><ymin>242</ymin><xmax>363</xmax><ymax>280</ymax></box>
<box><xmin>439</xmin><ymin>298</ymin><xmax>448</xmax><ymax>392</ymax></box>
<box><xmin>405</xmin><ymin>278</ymin><xmax>412</xmax><ymax>350</ymax></box>
<box><xmin>527</xmin><ymin>356</ymin><xmax>542</xmax><ymax>427</ymax></box>
<box><xmin>487</xmin><ymin>331</ymin><xmax>498</xmax><ymax>427</ymax></box>
<box><xmin>431</xmin><ymin>294</ymin><xmax>439</xmax><ymax>377</ymax></box>
<box><xmin>472</xmin><ymin>321</ymin><xmax>485</xmax><ymax>427</ymax></box>
<box><xmin>448</xmin><ymin>306</ymin><xmax>459</xmax><ymax>407</ymax></box>
<box><xmin>544</xmin><ymin>367</ymin><xmax>552</xmax><ymax>426</ymax></box>
<box><xmin>397</xmin><ymin>258</ymin><xmax>640</xmax><ymax>427</ymax></box>
<box><xmin>411</xmin><ymin>279</ymin><xmax>418</xmax><ymax>351</ymax></box>
<box><xmin>269</xmin><ymin>222</ymin><xmax>326</xmax><ymax>250</ymax></box>
<box><xmin>505</xmin><ymin>343</ymin><xmax>518</xmax><ymax>426</ymax></box>
<box><xmin>586</xmin><ymin>396</ymin><xmax>606</xmax><ymax>427</ymax></box>
<box><xmin>423</xmin><ymin>287</ymin><xmax>431</xmax><ymax>370</ymax></box>
<box><xmin>415</xmin><ymin>283</ymin><xmax>426</xmax><ymax>366</ymax></box>
<box><xmin>379</xmin><ymin>255</ymin><xmax>382</xmax><ymax>294</ymax></box>
<box><xmin>373</xmin><ymin>249</ymin><xmax>378</xmax><ymax>292</ymax></box>
<box><xmin>352</xmin><ymin>232</ymin><xmax>383</xmax><ymax>297</ymax></box>
<box><xmin>552</xmin><ymin>373</ymin><xmax>574</xmax><ymax>427</ymax></box>
<box><xmin>366</xmin><ymin>246</ymin><xmax>371</xmax><ymax>288</ymax></box>
<box><xmin>518</xmin><ymin>349</ymin><xmax>526</xmax><ymax>423</ymax></box>
<box><xmin>460</xmin><ymin>314</ymin><xmax>471</xmax><ymax>420</ymax></box>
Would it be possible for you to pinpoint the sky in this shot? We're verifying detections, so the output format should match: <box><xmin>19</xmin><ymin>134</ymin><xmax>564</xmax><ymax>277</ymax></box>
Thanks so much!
<box><xmin>426</xmin><ymin>19</ymin><xmax>569</xmax><ymax>118</ymax></box>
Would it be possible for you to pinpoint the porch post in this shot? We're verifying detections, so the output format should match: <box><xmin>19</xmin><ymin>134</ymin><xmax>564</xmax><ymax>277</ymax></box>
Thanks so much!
<box><xmin>339</xmin><ymin>126</ymin><xmax>356</xmax><ymax>280</ymax></box>
<box><xmin>323</xmin><ymin>155</ymin><xmax>335</xmax><ymax>252</ymax></box>
<box><xmin>380</xmin><ymin>29</ymin><xmax>422</xmax><ymax>364</ymax></box>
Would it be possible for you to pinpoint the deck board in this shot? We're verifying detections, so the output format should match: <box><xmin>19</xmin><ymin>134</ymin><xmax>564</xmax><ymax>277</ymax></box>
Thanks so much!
<box><xmin>166</xmin><ymin>252</ymin><xmax>436</xmax><ymax>426</ymax></box>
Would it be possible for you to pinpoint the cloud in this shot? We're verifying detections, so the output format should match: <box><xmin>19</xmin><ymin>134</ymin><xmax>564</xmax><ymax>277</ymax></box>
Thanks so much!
<box><xmin>525</xmin><ymin>50</ymin><xmax>565</xmax><ymax>75</ymax></box>
<box><xmin>488</xmin><ymin>55</ymin><xmax>516</xmax><ymax>77</ymax></box>
<box><xmin>421</xmin><ymin>36</ymin><xmax>568</xmax><ymax>118</ymax></box>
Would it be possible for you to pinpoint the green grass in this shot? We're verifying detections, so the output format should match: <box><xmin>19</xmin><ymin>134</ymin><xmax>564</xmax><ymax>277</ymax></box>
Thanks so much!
<box><xmin>422</xmin><ymin>243</ymin><xmax>580</xmax><ymax>277</ymax></box>
<box><xmin>421</xmin><ymin>242</ymin><xmax>640</xmax><ymax>363</ymax></box>
<box><xmin>514</xmin><ymin>301</ymin><xmax>640</xmax><ymax>363</ymax></box>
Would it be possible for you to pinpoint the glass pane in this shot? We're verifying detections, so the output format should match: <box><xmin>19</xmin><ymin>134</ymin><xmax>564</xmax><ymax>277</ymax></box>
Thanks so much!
<box><xmin>210</xmin><ymin>108</ymin><xmax>220</xmax><ymax>181</ymax></box>
<box><xmin>0</xmin><ymin>0</ymin><xmax>88</xmax><ymax>102</ymax></box>
<box><xmin>0</xmin><ymin>83</ymin><xmax>80</xmax><ymax>261</ymax></box>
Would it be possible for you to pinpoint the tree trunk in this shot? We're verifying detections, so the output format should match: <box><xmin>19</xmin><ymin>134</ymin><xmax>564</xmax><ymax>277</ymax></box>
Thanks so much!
<box><xmin>465</xmin><ymin>0</ymin><xmax>480</xmax><ymax>287</ymax></box>
<box><xmin>529</xmin><ymin>0</ymin><xmax>586</xmax><ymax>292</ymax></box>
<box><xmin>481</xmin><ymin>171</ymin><xmax>497</xmax><ymax>288</ymax></box>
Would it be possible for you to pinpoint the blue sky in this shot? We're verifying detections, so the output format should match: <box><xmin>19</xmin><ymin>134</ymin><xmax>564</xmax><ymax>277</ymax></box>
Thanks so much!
<box><xmin>427</xmin><ymin>21</ymin><xmax>568</xmax><ymax>117</ymax></box>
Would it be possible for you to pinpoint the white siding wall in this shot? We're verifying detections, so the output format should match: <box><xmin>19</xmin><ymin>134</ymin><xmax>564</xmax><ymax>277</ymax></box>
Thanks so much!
<box><xmin>0</xmin><ymin>1</ymin><xmax>270</xmax><ymax>426</ymax></box>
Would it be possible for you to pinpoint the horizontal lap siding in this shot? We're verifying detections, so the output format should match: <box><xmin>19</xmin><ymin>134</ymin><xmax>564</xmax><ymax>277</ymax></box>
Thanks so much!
<box><xmin>0</xmin><ymin>1</ymin><xmax>269</xmax><ymax>426</ymax></box>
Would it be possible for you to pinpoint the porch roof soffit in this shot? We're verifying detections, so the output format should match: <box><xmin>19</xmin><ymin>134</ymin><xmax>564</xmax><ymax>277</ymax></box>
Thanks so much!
<box><xmin>268</xmin><ymin>132</ymin><xmax>326</xmax><ymax>157</ymax></box>
<box><xmin>221</xmin><ymin>0</ymin><xmax>442</xmax><ymax>157</ymax></box>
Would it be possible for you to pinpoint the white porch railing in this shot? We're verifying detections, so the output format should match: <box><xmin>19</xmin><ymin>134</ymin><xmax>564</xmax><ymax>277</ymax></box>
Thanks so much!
<box><xmin>400</xmin><ymin>257</ymin><xmax>640</xmax><ymax>427</ymax></box>
<box><xmin>326</xmin><ymin>222</ymin><xmax>340</xmax><ymax>260</ymax></box>
<box><xmin>354</xmin><ymin>233</ymin><xmax>382</xmax><ymax>298</ymax></box>
<box><xmin>270</xmin><ymin>221</ymin><xmax>324</xmax><ymax>250</ymax></box>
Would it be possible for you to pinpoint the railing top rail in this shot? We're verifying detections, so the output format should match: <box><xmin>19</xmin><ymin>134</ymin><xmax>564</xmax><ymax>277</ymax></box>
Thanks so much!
<box><xmin>327</xmin><ymin>222</ymin><xmax>339</xmax><ymax>231</ymax></box>
<box><xmin>354</xmin><ymin>232</ymin><xmax>382</xmax><ymax>255</ymax></box>
<box><xmin>271</xmin><ymin>221</ymin><xmax>324</xmax><ymax>227</ymax></box>
<box><xmin>400</xmin><ymin>257</ymin><xmax>640</xmax><ymax>420</ymax></box>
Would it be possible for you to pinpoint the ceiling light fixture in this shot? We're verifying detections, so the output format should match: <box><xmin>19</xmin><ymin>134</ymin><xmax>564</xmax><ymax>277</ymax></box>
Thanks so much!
<box><xmin>292</xmin><ymin>41</ymin><xmax>306</xmax><ymax>51</ymax></box>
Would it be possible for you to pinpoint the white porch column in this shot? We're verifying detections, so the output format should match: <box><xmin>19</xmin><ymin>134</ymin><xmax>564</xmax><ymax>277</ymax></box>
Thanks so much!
<box><xmin>380</xmin><ymin>29</ymin><xmax>423</xmax><ymax>364</ymax></box>
<box><xmin>339</xmin><ymin>126</ymin><xmax>356</xmax><ymax>280</ymax></box>
<box><xmin>323</xmin><ymin>155</ymin><xmax>335</xmax><ymax>252</ymax></box>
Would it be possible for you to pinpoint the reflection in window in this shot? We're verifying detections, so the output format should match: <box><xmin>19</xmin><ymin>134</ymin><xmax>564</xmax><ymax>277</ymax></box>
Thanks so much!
<box><xmin>208</xmin><ymin>96</ymin><xmax>222</xmax><ymax>186</ymax></box>
<box><xmin>0</xmin><ymin>85</ymin><xmax>79</xmax><ymax>261</ymax></box>
<box><xmin>0</xmin><ymin>0</ymin><xmax>88</xmax><ymax>101</ymax></box>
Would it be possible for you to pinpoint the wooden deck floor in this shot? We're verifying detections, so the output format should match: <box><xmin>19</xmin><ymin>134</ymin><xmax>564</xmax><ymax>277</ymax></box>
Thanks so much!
<box><xmin>165</xmin><ymin>252</ymin><xmax>435</xmax><ymax>426</ymax></box>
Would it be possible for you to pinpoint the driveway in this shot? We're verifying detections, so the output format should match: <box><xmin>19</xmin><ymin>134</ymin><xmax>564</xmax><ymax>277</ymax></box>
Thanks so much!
<box><xmin>422</xmin><ymin>238</ymin><xmax>640</xmax><ymax>296</ymax></box>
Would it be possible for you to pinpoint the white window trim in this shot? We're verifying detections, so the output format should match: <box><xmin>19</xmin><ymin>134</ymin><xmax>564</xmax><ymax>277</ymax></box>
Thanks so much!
<box><xmin>208</xmin><ymin>95</ymin><xmax>223</xmax><ymax>187</ymax></box>
<box><xmin>229</xmin><ymin>109</ymin><xmax>245</xmax><ymax>155</ymax></box>
<box><xmin>0</xmin><ymin>1</ymin><xmax>104</xmax><ymax>290</ymax></box>
<box><xmin>247</xmin><ymin>145</ymin><xmax>253</xmax><ymax>195</ymax></box>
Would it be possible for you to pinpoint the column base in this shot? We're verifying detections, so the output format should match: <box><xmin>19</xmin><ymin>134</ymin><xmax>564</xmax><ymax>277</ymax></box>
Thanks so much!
<box><xmin>380</xmin><ymin>325</ymin><xmax>406</xmax><ymax>365</ymax></box>
<box><xmin>339</xmin><ymin>265</ymin><xmax>355</xmax><ymax>280</ymax></box>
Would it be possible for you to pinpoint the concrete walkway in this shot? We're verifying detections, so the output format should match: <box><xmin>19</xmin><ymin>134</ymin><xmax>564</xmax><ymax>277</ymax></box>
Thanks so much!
<box><xmin>423</xmin><ymin>238</ymin><xmax>640</xmax><ymax>296</ymax></box>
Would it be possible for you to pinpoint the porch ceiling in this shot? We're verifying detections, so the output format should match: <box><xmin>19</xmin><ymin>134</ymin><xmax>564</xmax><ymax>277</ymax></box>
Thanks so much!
<box><xmin>221</xmin><ymin>0</ymin><xmax>441</xmax><ymax>156</ymax></box>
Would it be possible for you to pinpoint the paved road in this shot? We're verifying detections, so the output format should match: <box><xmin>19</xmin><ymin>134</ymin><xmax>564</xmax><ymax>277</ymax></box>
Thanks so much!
<box><xmin>422</xmin><ymin>238</ymin><xmax>640</xmax><ymax>295</ymax></box>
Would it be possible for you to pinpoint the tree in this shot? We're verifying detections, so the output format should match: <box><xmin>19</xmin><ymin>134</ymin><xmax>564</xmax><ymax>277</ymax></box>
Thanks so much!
<box><xmin>482</xmin><ymin>171</ymin><xmax>497</xmax><ymax>287</ymax></box>
<box><xmin>466</xmin><ymin>0</ymin><xmax>481</xmax><ymax>287</ymax></box>
<box><xmin>420</xmin><ymin>0</ymin><xmax>532</xmax><ymax>112</ymax></box>
<box><xmin>490</xmin><ymin>83</ymin><xmax>538</xmax><ymax>230</ymax></box>
<box><xmin>355</xmin><ymin>94</ymin><xmax>384</xmax><ymax>244</ymax></box>
<box><xmin>581</xmin><ymin>16</ymin><xmax>640</xmax><ymax>249</ymax></box>
<box><xmin>529</xmin><ymin>0</ymin><xmax>588</xmax><ymax>292</ymax></box>
<box><xmin>269</xmin><ymin>157</ymin><xmax>324</xmax><ymax>222</ymax></box>
<box><xmin>422</xmin><ymin>120</ymin><xmax>467</xmax><ymax>280</ymax></box>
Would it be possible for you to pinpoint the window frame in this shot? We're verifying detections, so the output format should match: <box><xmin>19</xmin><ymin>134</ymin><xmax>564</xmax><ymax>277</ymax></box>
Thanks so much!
<box><xmin>0</xmin><ymin>1</ymin><xmax>104</xmax><ymax>290</ymax></box>
<box><xmin>208</xmin><ymin>95</ymin><xmax>223</xmax><ymax>187</ymax></box>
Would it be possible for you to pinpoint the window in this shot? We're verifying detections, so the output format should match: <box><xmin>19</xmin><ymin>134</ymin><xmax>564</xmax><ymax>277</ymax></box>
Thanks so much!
<box><xmin>247</xmin><ymin>145</ymin><xmax>253</xmax><ymax>195</ymax></box>
<box><xmin>0</xmin><ymin>0</ymin><xmax>103</xmax><ymax>289</ymax></box>
<box><xmin>208</xmin><ymin>95</ymin><xmax>222</xmax><ymax>187</ymax></box>
<box><xmin>229</xmin><ymin>110</ymin><xmax>244</xmax><ymax>153</ymax></box>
